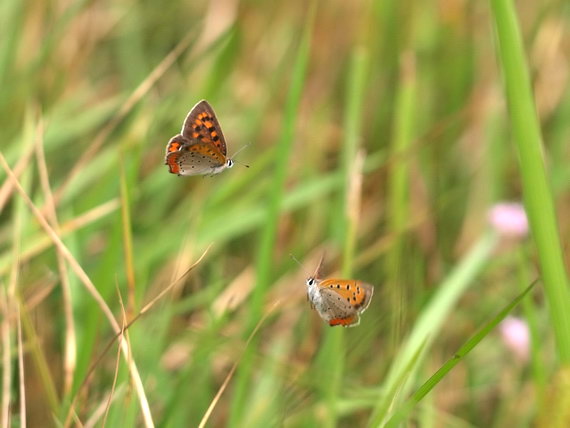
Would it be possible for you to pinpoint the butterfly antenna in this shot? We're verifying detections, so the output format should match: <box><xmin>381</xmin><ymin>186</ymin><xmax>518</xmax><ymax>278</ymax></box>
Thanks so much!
<box><xmin>289</xmin><ymin>254</ymin><xmax>313</xmax><ymax>278</ymax></box>
<box><xmin>231</xmin><ymin>143</ymin><xmax>251</xmax><ymax>168</ymax></box>
<box><xmin>313</xmin><ymin>253</ymin><xmax>325</xmax><ymax>279</ymax></box>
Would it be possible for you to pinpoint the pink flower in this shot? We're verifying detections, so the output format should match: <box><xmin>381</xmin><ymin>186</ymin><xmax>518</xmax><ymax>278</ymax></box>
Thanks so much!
<box><xmin>499</xmin><ymin>316</ymin><xmax>530</xmax><ymax>362</ymax></box>
<box><xmin>488</xmin><ymin>202</ymin><xmax>529</xmax><ymax>238</ymax></box>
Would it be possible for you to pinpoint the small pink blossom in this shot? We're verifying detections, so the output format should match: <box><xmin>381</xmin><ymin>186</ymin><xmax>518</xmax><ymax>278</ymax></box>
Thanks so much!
<box><xmin>499</xmin><ymin>316</ymin><xmax>530</xmax><ymax>362</ymax></box>
<box><xmin>488</xmin><ymin>202</ymin><xmax>529</xmax><ymax>238</ymax></box>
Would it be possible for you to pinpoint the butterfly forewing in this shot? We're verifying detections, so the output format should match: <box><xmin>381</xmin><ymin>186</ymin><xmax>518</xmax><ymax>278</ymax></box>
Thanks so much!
<box><xmin>318</xmin><ymin>279</ymin><xmax>373</xmax><ymax>312</ymax></box>
<box><xmin>181</xmin><ymin>100</ymin><xmax>227</xmax><ymax>156</ymax></box>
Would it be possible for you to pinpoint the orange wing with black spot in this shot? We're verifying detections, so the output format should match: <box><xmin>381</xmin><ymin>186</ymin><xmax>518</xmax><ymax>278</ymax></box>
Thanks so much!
<box><xmin>164</xmin><ymin>134</ymin><xmax>190</xmax><ymax>174</ymax></box>
<box><xmin>165</xmin><ymin>140</ymin><xmax>227</xmax><ymax>176</ymax></box>
<box><xmin>315</xmin><ymin>279</ymin><xmax>374</xmax><ymax>327</ymax></box>
<box><xmin>317</xmin><ymin>279</ymin><xmax>373</xmax><ymax>312</ymax></box>
<box><xmin>165</xmin><ymin>134</ymin><xmax>188</xmax><ymax>157</ymax></box>
<box><xmin>181</xmin><ymin>100</ymin><xmax>227</xmax><ymax>156</ymax></box>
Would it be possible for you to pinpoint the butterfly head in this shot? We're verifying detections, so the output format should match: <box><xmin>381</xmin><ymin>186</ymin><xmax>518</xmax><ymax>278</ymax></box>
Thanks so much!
<box><xmin>305</xmin><ymin>275</ymin><xmax>320</xmax><ymax>306</ymax></box>
<box><xmin>306</xmin><ymin>276</ymin><xmax>319</xmax><ymax>292</ymax></box>
<box><xmin>229</xmin><ymin>143</ymin><xmax>251</xmax><ymax>170</ymax></box>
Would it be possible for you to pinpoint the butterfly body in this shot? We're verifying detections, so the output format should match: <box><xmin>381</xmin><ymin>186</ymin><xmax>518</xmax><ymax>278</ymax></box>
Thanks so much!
<box><xmin>306</xmin><ymin>276</ymin><xmax>374</xmax><ymax>327</ymax></box>
<box><xmin>164</xmin><ymin>100</ymin><xmax>234</xmax><ymax>176</ymax></box>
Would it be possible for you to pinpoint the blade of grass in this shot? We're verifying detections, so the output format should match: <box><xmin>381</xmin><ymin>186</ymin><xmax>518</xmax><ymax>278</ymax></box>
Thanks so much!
<box><xmin>0</xmin><ymin>139</ymin><xmax>35</xmax><ymax>213</ymax></box>
<box><xmin>250</xmin><ymin>8</ymin><xmax>314</xmax><ymax>327</ymax></box>
<box><xmin>385</xmin><ymin>279</ymin><xmax>538</xmax><ymax>427</ymax></box>
<box><xmin>490</xmin><ymin>0</ymin><xmax>570</xmax><ymax>361</ymax></box>
<box><xmin>84</xmin><ymin>385</ymin><xmax>126</xmax><ymax>428</ymax></box>
<box><xmin>0</xmin><ymin>199</ymin><xmax>120</xmax><ymax>276</ymax></box>
<box><xmin>316</xmin><ymin>47</ymin><xmax>368</xmax><ymax>428</ymax></box>
<box><xmin>16</xmin><ymin>304</ymin><xmax>25</xmax><ymax>428</ymax></box>
<box><xmin>516</xmin><ymin>248</ymin><xmax>546</xmax><ymax>393</ymax></box>
<box><xmin>0</xmin><ymin>0</ymin><xmax>24</xmax><ymax>109</ymax></box>
<box><xmin>340</xmin><ymin>48</ymin><xmax>369</xmax><ymax>275</ymax></box>
<box><xmin>119</xmin><ymin>154</ymin><xmax>136</xmax><ymax>313</ymax></box>
<box><xmin>103</xmin><ymin>286</ymin><xmax>129</xmax><ymax>428</ymax></box>
<box><xmin>64</xmin><ymin>246</ymin><xmax>211</xmax><ymax>425</ymax></box>
<box><xmin>385</xmin><ymin>51</ymin><xmax>416</xmax><ymax>350</ymax></box>
<box><xmin>35</xmin><ymin>119</ymin><xmax>77</xmax><ymax>397</ymax></box>
<box><xmin>0</xmin><ymin>154</ymin><xmax>155</xmax><ymax>428</ymax></box>
<box><xmin>198</xmin><ymin>301</ymin><xmax>279</xmax><ymax>428</ymax></box>
<box><xmin>1</xmin><ymin>289</ymin><xmax>11</xmax><ymax>428</ymax></box>
<box><xmin>368</xmin><ymin>230</ymin><xmax>499</xmax><ymax>426</ymax></box>
<box><xmin>4</xmin><ymin>124</ymin><xmax>34</xmax><ymax>426</ymax></box>
<box><xmin>228</xmin><ymin>5</ymin><xmax>315</xmax><ymax>425</ymax></box>
<box><xmin>19</xmin><ymin>294</ymin><xmax>60</xmax><ymax>415</ymax></box>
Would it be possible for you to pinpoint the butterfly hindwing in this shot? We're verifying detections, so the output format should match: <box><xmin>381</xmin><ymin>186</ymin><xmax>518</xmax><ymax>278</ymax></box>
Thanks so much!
<box><xmin>329</xmin><ymin>315</ymin><xmax>360</xmax><ymax>327</ymax></box>
<box><xmin>181</xmin><ymin>100</ymin><xmax>227</xmax><ymax>156</ymax></box>
<box><xmin>168</xmin><ymin>140</ymin><xmax>226</xmax><ymax>176</ymax></box>
<box><xmin>315</xmin><ymin>287</ymin><xmax>359</xmax><ymax>325</ymax></box>
<box><xmin>165</xmin><ymin>134</ymin><xmax>188</xmax><ymax>156</ymax></box>
<box><xmin>164</xmin><ymin>134</ymin><xmax>190</xmax><ymax>174</ymax></box>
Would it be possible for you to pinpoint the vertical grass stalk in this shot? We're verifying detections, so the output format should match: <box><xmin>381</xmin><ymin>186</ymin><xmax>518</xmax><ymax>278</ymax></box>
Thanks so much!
<box><xmin>369</xmin><ymin>231</ymin><xmax>499</xmax><ymax>426</ymax></box>
<box><xmin>385</xmin><ymin>52</ymin><xmax>417</xmax><ymax>349</ymax></box>
<box><xmin>317</xmin><ymin>47</ymin><xmax>368</xmax><ymax>428</ymax></box>
<box><xmin>228</xmin><ymin>7</ymin><xmax>315</xmax><ymax>426</ymax></box>
<box><xmin>490</xmin><ymin>0</ymin><xmax>570</xmax><ymax>362</ymax></box>
<box><xmin>341</xmin><ymin>47</ymin><xmax>368</xmax><ymax>276</ymax></box>
<box><xmin>119</xmin><ymin>155</ymin><xmax>136</xmax><ymax>313</ymax></box>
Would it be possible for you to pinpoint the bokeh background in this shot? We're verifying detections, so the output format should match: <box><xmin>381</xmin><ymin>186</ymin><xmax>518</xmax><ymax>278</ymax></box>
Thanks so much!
<box><xmin>1</xmin><ymin>0</ymin><xmax>569</xmax><ymax>426</ymax></box>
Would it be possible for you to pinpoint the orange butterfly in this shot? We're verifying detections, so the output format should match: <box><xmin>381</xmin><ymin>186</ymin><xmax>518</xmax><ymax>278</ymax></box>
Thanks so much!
<box><xmin>165</xmin><ymin>100</ymin><xmax>234</xmax><ymax>176</ymax></box>
<box><xmin>305</xmin><ymin>258</ymin><xmax>374</xmax><ymax>327</ymax></box>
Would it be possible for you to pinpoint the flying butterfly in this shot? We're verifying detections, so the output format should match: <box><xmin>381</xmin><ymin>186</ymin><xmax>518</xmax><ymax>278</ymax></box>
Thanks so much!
<box><xmin>164</xmin><ymin>100</ymin><xmax>235</xmax><ymax>176</ymax></box>
<box><xmin>305</xmin><ymin>257</ymin><xmax>374</xmax><ymax>327</ymax></box>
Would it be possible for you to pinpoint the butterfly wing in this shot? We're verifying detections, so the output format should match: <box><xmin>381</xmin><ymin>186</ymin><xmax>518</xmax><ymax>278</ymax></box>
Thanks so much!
<box><xmin>315</xmin><ymin>288</ymin><xmax>361</xmax><ymax>327</ymax></box>
<box><xmin>318</xmin><ymin>279</ymin><xmax>373</xmax><ymax>311</ymax></box>
<box><xmin>164</xmin><ymin>134</ymin><xmax>190</xmax><ymax>174</ymax></box>
<box><xmin>181</xmin><ymin>100</ymin><xmax>228</xmax><ymax>156</ymax></box>
<box><xmin>357</xmin><ymin>282</ymin><xmax>374</xmax><ymax>312</ymax></box>
<box><xmin>329</xmin><ymin>315</ymin><xmax>360</xmax><ymax>327</ymax></box>
<box><xmin>166</xmin><ymin>140</ymin><xmax>227</xmax><ymax>176</ymax></box>
<box><xmin>316</xmin><ymin>280</ymin><xmax>374</xmax><ymax>327</ymax></box>
<box><xmin>165</xmin><ymin>135</ymin><xmax>185</xmax><ymax>156</ymax></box>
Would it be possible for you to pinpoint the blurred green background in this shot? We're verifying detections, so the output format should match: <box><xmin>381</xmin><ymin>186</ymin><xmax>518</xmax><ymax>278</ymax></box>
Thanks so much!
<box><xmin>1</xmin><ymin>0</ymin><xmax>569</xmax><ymax>426</ymax></box>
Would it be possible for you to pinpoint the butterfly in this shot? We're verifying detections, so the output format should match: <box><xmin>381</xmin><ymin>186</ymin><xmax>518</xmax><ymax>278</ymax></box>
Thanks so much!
<box><xmin>305</xmin><ymin>258</ymin><xmax>374</xmax><ymax>327</ymax></box>
<box><xmin>164</xmin><ymin>100</ymin><xmax>234</xmax><ymax>176</ymax></box>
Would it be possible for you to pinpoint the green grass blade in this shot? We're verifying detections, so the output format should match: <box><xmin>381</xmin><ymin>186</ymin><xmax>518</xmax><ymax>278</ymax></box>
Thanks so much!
<box><xmin>228</xmin><ymin>6</ymin><xmax>315</xmax><ymax>425</ymax></box>
<box><xmin>385</xmin><ymin>279</ymin><xmax>538</xmax><ymax>427</ymax></box>
<box><xmin>340</xmin><ymin>47</ymin><xmax>368</xmax><ymax>275</ymax></box>
<box><xmin>384</xmin><ymin>52</ymin><xmax>417</xmax><ymax>350</ymax></box>
<box><xmin>490</xmin><ymin>0</ymin><xmax>570</xmax><ymax>361</ymax></box>
<box><xmin>249</xmin><ymin>7</ymin><xmax>314</xmax><ymax>327</ymax></box>
<box><xmin>369</xmin><ymin>231</ymin><xmax>499</xmax><ymax>426</ymax></box>
<box><xmin>316</xmin><ymin>46</ymin><xmax>369</xmax><ymax>428</ymax></box>
<box><xmin>516</xmin><ymin>249</ymin><xmax>547</xmax><ymax>393</ymax></box>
